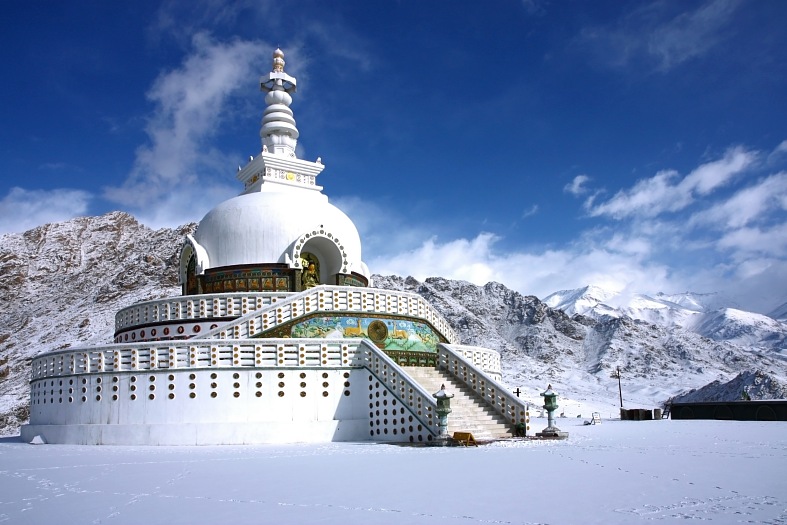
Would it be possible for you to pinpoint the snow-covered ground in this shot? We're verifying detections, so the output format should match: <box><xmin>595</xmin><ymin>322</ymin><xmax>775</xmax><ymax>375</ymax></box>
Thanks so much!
<box><xmin>2</xmin><ymin>419</ymin><xmax>785</xmax><ymax>524</ymax></box>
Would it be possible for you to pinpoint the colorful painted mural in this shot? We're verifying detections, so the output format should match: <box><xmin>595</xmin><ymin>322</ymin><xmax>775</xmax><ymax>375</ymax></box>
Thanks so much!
<box><xmin>289</xmin><ymin>315</ymin><xmax>441</xmax><ymax>352</ymax></box>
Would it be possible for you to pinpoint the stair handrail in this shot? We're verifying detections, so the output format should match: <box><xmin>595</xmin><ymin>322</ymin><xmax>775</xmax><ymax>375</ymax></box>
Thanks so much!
<box><xmin>356</xmin><ymin>340</ymin><xmax>440</xmax><ymax>437</ymax></box>
<box><xmin>438</xmin><ymin>343</ymin><xmax>502</xmax><ymax>379</ymax></box>
<box><xmin>437</xmin><ymin>343</ymin><xmax>531</xmax><ymax>428</ymax></box>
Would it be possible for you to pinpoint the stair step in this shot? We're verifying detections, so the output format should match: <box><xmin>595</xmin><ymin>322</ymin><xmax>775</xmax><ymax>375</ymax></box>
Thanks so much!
<box><xmin>401</xmin><ymin>366</ymin><xmax>514</xmax><ymax>439</ymax></box>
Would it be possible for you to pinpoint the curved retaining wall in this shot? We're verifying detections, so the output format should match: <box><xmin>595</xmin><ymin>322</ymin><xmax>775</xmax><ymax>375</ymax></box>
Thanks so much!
<box><xmin>113</xmin><ymin>286</ymin><xmax>460</xmax><ymax>345</ymax></box>
<box><xmin>22</xmin><ymin>339</ymin><xmax>449</xmax><ymax>445</ymax></box>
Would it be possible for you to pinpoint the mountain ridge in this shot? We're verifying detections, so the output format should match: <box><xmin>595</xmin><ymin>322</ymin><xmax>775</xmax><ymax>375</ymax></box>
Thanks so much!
<box><xmin>543</xmin><ymin>285</ymin><xmax>787</xmax><ymax>351</ymax></box>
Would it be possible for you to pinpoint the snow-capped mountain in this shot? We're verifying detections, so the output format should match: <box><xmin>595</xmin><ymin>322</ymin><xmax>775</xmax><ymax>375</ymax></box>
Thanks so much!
<box><xmin>0</xmin><ymin>213</ymin><xmax>785</xmax><ymax>434</ymax></box>
<box><xmin>541</xmin><ymin>285</ymin><xmax>620</xmax><ymax>317</ymax></box>
<box><xmin>543</xmin><ymin>286</ymin><xmax>787</xmax><ymax>352</ymax></box>
<box><xmin>672</xmin><ymin>370</ymin><xmax>787</xmax><ymax>403</ymax></box>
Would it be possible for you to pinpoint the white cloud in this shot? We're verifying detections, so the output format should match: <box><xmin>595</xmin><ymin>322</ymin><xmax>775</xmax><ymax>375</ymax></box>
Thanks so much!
<box><xmin>578</xmin><ymin>0</ymin><xmax>742</xmax><ymax>72</ymax></box>
<box><xmin>370</xmin><ymin>231</ymin><xmax>672</xmax><ymax>302</ymax></box>
<box><xmin>717</xmin><ymin>223</ymin><xmax>787</xmax><ymax>259</ymax></box>
<box><xmin>587</xmin><ymin>168</ymin><xmax>685</xmax><ymax>219</ymax></box>
<box><xmin>690</xmin><ymin>172</ymin><xmax>787</xmax><ymax>229</ymax></box>
<box><xmin>587</xmin><ymin>146</ymin><xmax>755</xmax><ymax>219</ymax></box>
<box><xmin>0</xmin><ymin>187</ymin><xmax>92</xmax><ymax>235</ymax></box>
<box><xmin>358</xmin><ymin>140</ymin><xmax>785</xmax><ymax>313</ymax></box>
<box><xmin>521</xmin><ymin>204</ymin><xmax>539</xmax><ymax>218</ymax></box>
<box><xmin>151</xmin><ymin>0</ymin><xmax>276</xmax><ymax>47</ymax></box>
<box><xmin>564</xmin><ymin>174</ymin><xmax>591</xmax><ymax>196</ymax></box>
<box><xmin>520</xmin><ymin>0</ymin><xmax>547</xmax><ymax>16</ymax></box>
<box><xmin>766</xmin><ymin>139</ymin><xmax>787</xmax><ymax>165</ymax></box>
<box><xmin>681</xmin><ymin>145</ymin><xmax>755</xmax><ymax>195</ymax></box>
<box><xmin>647</xmin><ymin>0</ymin><xmax>741</xmax><ymax>71</ymax></box>
<box><xmin>331</xmin><ymin>196</ymin><xmax>435</xmax><ymax>261</ymax></box>
<box><xmin>102</xmin><ymin>34</ymin><xmax>268</xmax><ymax>226</ymax></box>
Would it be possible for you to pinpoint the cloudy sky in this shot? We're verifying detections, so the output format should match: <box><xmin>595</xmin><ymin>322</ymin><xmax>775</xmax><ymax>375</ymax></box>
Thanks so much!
<box><xmin>1</xmin><ymin>0</ymin><xmax>786</xmax><ymax>313</ymax></box>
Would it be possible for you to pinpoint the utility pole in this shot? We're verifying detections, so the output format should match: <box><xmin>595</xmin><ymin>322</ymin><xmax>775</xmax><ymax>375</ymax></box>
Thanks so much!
<box><xmin>612</xmin><ymin>366</ymin><xmax>623</xmax><ymax>408</ymax></box>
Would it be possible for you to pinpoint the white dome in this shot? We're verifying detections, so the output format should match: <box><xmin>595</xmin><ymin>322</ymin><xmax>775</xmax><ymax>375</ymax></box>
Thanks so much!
<box><xmin>193</xmin><ymin>188</ymin><xmax>368</xmax><ymax>279</ymax></box>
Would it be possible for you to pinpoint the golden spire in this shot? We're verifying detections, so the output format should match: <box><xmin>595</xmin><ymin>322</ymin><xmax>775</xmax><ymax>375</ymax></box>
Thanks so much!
<box><xmin>272</xmin><ymin>48</ymin><xmax>285</xmax><ymax>73</ymax></box>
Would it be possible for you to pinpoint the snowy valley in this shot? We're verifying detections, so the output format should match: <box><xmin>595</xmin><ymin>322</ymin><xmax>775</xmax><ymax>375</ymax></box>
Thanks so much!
<box><xmin>1</xmin><ymin>212</ymin><xmax>786</xmax><ymax>433</ymax></box>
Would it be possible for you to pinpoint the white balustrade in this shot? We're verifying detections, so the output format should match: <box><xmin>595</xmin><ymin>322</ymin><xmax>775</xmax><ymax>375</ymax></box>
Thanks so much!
<box><xmin>29</xmin><ymin>337</ymin><xmax>441</xmax><ymax>437</ymax></box>
<box><xmin>437</xmin><ymin>343</ymin><xmax>528</xmax><ymax>427</ymax></box>
<box><xmin>203</xmin><ymin>286</ymin><xmax>459</xmax><ymax>344</ymax></box>
<box><xmin>114</xmin><ymin>292</ymin><xmax>290</xmax><ymax>331</ymax></box>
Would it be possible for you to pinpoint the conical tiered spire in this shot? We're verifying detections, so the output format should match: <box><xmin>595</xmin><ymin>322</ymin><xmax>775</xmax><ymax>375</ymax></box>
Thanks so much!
<box><xmin>260</xmin><ymin>48</ymin><xmax>299</xmax><ymax>157</ymax></box>
<box><xmin>237</xmin><ymin>49</ymin><xmax>324</xmax><ymax>194</ymax></box>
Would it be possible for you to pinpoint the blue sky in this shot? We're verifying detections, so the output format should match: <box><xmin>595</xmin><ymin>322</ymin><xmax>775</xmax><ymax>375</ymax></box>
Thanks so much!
<box><xmin>1</xmin><ymin>1</ymin><xmax>786</xmax><ymax>313</ymax></box>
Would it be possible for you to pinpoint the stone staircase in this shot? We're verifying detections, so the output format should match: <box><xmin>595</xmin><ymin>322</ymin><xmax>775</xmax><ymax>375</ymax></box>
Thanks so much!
<box><xmin>402</xmin><ymin>366</ymin><xmax>513</xmax><ymax>440</ymax></box>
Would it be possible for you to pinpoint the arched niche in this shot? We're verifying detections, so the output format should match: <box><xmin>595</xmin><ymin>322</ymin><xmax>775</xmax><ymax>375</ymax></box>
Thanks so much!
<box><xmin>290</xmin><ymin>231</ymin><xmax>348</xmax><ymax>286</ymax></box>
<box><xmin>179</xmin><ymin>235</ymin><xmax>210</xmax><ymax>295</ymax></box>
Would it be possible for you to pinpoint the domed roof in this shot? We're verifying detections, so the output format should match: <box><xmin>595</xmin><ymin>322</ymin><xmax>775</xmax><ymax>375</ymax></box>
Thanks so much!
<box><xmin>193</xmin><ymin>187</ymin><xmax>366</xmax><ymax>276</ymax></box>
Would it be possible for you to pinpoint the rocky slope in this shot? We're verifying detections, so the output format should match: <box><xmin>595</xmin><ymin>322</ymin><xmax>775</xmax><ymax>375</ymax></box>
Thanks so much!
<box><xmin>0</xmin><ymin>212</ymin><xmax>195</xmax><ymax>431</ymax></box>
<box><xmin>375</xmin><ymin>276</ymin><xmax>787</xmax><ymax>415</ymax></box>
<box><xmin>672</xmin><ymin>370</ymin><xmax>787</xmax><ymax>403</ymax></box>
<box><xmin>1</xmin><ymin>213</ymin><xmax>785</xmax><ymax>433</ymax></box>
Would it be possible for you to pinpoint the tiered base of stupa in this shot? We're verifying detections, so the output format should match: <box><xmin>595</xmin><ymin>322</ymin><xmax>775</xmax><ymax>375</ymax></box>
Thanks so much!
<box><xmin>23</xmin><ymin>286</ymin><xmax>526</xmax><ymax>445</ymax></box>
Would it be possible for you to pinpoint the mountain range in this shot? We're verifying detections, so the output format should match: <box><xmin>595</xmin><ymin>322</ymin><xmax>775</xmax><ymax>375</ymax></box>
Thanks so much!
<box><xmin>543</xmin><ymin>285</ymin><xmax>787</xmax><ymax>350</ymax></box>
<box><xmin>1</xmin><ymin>212</ymin><xmax>785</xmax><ymax>433</ymax></box>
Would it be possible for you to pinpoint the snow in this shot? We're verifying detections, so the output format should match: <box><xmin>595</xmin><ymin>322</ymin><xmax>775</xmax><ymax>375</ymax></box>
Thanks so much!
<box><xmin>1</xmin><ymin>419</ymin><xmax>786</xmax><ymax>524</ymax></box>
<box><xmin>543</xmin><ymin>285</ymin><xmax>620</xmax><ymax>316</ymax></box>
<box><xmin>539</xmin><ymin>283</ymin><xmax>787</xmax><ymax>353</ymax></box>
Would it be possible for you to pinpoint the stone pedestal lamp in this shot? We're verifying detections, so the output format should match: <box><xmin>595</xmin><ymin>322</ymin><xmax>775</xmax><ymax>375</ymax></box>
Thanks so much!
<box><xmin>536</xmin><ymin>384</ymin><xmax>569</xmax><ymax>439</ymax></box>
<box><xmin>433</xmin><ymin>384</ymin><xmax>454</xmax><ymax>445</ymax></box>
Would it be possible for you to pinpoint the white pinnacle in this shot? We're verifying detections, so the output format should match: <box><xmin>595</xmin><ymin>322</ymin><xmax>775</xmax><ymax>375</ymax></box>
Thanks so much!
<box><xmin>260</xmin><ymin>48</ymin><xmax>299</xmax><ymax>157</ymax></box>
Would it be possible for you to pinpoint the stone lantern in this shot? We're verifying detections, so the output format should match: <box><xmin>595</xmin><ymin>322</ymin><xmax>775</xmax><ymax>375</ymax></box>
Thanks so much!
<box><xmin>536</xmin><ymin>384</ymin><xmax>568</xmax><ymax>439</ymax></box>
<box><xmin>433</xmin><ymin>384</ymin><xmax>454</xmax><ymax>444</ymax></box>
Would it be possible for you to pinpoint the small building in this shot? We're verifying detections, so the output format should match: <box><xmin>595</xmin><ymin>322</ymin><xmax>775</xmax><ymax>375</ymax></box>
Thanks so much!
<box><xmin>22</xmin><ymin>50</ymin><xmax>527</xmax><ymax>445</ymax></box>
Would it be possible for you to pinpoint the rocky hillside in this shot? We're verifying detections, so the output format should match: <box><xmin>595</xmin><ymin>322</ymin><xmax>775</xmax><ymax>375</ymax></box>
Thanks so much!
<box><xmin>672</xmin><ymin>370</ymin><xmax>787</xmax><ymax>403</ymax></box>
<box><xmin>1</xmin><ymin>213</ymin><xmax>785</xmax><ymax>433</ymax></box>
<box><xmin>0</xmin><ymin>212</ymin><xmax>195</xmax><ymax>431</ymax></box>
<box><xmin>374</xmin><ymin>275</ymin><xmax>787</xmax><ymax>415</ymax></box>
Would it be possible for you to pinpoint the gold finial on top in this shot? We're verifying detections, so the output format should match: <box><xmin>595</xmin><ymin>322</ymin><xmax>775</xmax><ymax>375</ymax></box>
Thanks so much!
<box><xmin>272</xmin><ymin>48</ymin><xmax>285</xmax><ymax>73</ymax></box>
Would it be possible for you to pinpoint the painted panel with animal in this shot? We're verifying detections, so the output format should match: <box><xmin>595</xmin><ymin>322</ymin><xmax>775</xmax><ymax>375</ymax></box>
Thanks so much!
<box><xmin>289</xmin><ymin>315</ymin><xmax>441</xmax><ymax>352</ymax></box>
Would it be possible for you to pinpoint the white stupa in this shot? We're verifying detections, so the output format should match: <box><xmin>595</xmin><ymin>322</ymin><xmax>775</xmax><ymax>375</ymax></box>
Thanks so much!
<box><xmin>22</xmin><ymin>49</ymin><xmax>528</xmax><ymax>445</ymax></box>
<box><xmin>184</xmin><ymin>49</ymin><xmax>369</xmax><ymax>293</ymax></box>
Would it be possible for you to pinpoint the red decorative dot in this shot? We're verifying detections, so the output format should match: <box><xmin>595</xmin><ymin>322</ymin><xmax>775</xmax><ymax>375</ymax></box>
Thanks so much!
<box><xmin>163</xmin><ymin>327</ymin><xmax>170</xmax><ymax>335</ymax></box>
<box><xmin>193</xmin><ymin>325</ymin><xmax>201</xmax><ymax>333</ymax></box>
<box><xmin>177</xmin><ymin>326</ymin><xmax>185</xmax><ymax>334</ymax></box>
